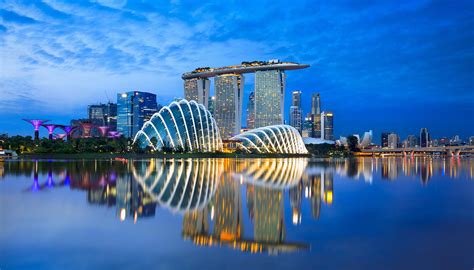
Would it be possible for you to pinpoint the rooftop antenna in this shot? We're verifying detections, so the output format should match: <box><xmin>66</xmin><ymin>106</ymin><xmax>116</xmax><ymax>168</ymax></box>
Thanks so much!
<box><xmin>104</xmin><ymin>90</ymin><xmax>111</xmax><ymax>103</ymax></box>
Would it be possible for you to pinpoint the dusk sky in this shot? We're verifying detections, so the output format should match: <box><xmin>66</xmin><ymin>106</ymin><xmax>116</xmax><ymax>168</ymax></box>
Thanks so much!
<box><xmin>0</xmin><ymin>0</ymin><xmax>473</xmax><ymax>142</ymax></box>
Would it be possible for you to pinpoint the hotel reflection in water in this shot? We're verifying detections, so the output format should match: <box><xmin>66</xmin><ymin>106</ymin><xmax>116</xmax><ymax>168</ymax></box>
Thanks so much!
<box><xmin>1</xmin><ymin>156</ymin><xmax>472</xmax><ymax>254</ymax></box>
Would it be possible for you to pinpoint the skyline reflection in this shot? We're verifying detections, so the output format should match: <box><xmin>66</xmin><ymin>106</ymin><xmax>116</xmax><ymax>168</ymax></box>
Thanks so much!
<box><xmin>1</xmin><ymin>157</ymin><xmax>472</xmax><ymax>255</ymax></box>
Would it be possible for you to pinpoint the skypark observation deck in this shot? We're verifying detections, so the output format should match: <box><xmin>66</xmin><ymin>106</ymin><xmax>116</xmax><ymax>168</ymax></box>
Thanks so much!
<box><xmin>182</xmin><ymin>61</ymin><xmax>309</xmax><ymax>79</ymax></box>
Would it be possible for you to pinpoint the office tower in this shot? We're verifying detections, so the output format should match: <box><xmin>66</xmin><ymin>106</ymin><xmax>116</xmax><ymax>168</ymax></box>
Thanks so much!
<box><xmin>381</xmin><ymin>132</ymin><xmax>390</xmax><ymax>148</ymax></box>
<box><xmin>88</xmin><ymin>103</ymin><xmax>117</xmax><ymax>131</ymax></box>
<box><xmin>469</xmin><ymin>136</ymin><xmax>474</xmax><ymax>146</ymax></box>
<box><xmin>311</xmin><ymin>93</ymin><xmax>321</xmax><ymax>115</ymax></box>
<box><xmin>292</xmin><ymin>91</ymin><xmax>302</xmax><ymax>107</ymax></box>
<box><xmin>388</xmin><ymin>133</ymin><xmax>399</xmax><ymax>149</ymax></box>
<box><xmin>246</xmin><ymin>92</ymin><xmax>255</xmax><ymax>129</ymax></box>
<box><xmin>254</xmin><ymin>70</ymin><xmax>285</xmax><ymax>128</ymax></box>
<box><xmin>214</xmin><ymin>74</ymin><xmax>244</xmax><ymax>139</ymax></box>
<box><xmin>320</xmin><ymin>111</ymin><xmax>334</xmax><ymax>140</ymax></box>
<box><xmin>117</xmin><ymin>91</ymin><xmax>158</xmax><ymax>138</ymax></box>
<box><xmin>184</xmin><ymin>78</ymin><xmax>210</xmax><ymax>108</ymax></box>
<box><xmin>289</xmin><ymin>106</ymin><xmax>303</xmax><ymax>134</ymax></box>
<box><xmin>405</xmin><ymin>135</ymin><xmax>418</xmax><ymax>148</ymax></box>
<box><xmin>289</xmin><ymin>91</ymin><xmax>303</xmax><ymax>133</ymax></box>
<box><xmin>208</xmin><ymin>96</ymin><xmax>215</xmax><ymax>115</ymax></box>
<box><xmin>311</xmin><ymin>93</ymin><xmax>321</xmax><ymax>138</ymax></box>
<box><xmin>420</xmin><ymin>128</ymin><xmax>430</xmax><ymax>147</ymax></box>
<box><xmin>302</xmin><ymin>114</ymin><xmax>313</xmax><ymax>138</ymax></box>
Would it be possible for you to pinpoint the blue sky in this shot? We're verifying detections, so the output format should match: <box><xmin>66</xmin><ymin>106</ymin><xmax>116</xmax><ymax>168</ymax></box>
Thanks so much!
<box><xmin>0</xmin><ymin>0</ymin><xmax>473</xmax><ymax>142</ymax></box>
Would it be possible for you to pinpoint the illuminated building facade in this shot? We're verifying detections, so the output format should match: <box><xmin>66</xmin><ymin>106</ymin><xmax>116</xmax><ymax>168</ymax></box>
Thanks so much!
<box><xmin>117</xmin><ymin>91</ymin><xmax>158</xmax><ymax>138</ymax></box>
<box><xmin>246</xmin><ymin>92</ymin><xmax>255</xmax><ymax>129</ymax></box>
<box><xmin>420</xmin><ymin>128</ymin><xmax>430</xmax><ymax>147</ymax></box>
<box><xmin>214</xmin><ymin>74</ymin><xmax>244</xmax><ymax>139</ymax></box>
<box><xmin>388</xmin><ymin>133</ymin><xmax>399</xmax><ymax>149</ymax></box>
<box><xmin>254</xmin><ymin>70</ymin><xmax>285</xmax><ymax>128</ymax></box>
<box><xmin>289</xmin><ymin>91</ymin><xmax>303</xmax><ymax>134</ymax></box>
<box><xmin>320</xmin><ymin>111</ymin><xmax>334</xmax><ymax>141</ymax></box>
<box><xmin>133</xmin><ymin>99</ymin><xmax>223</xmax><ymax>152</ymax></box>
<box><xmin>184</xmin><ymin>78</ymin><xmax>210</xmax><ymax>108</ymax></box>
<box><xmin>230</xmin><ymin>124</ymin><xmax>308</xmax><ymax>154</ymax></box>
<box><xmin>88</xmin><ymin>103</ymin><xmax>117</xmax><ymax>131</ymax></box>
<box><xmin>311</xmin><ymin>93</ymin><xmax>321</xmax><ymax>138</ymax></box>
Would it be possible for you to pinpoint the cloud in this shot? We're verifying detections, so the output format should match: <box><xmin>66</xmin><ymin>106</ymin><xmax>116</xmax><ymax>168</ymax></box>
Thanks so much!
<box><xmin>0</xmin><ymin>0</ymin><xmax>472</xmax><ymax>137</ymax></box>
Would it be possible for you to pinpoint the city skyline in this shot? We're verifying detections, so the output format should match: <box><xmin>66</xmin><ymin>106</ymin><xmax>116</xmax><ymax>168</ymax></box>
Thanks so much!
<box><xmin>1</xmin><ymin>0</ymin><xmax>473</xmax><ymax>141</ymax></box>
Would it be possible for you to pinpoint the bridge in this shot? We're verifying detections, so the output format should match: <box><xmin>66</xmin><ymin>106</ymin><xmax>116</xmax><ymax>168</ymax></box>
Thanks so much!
<box><xmin>360</xmin><ymin>145</ymin><xmax>474</xmax><ymax>157</ymax></box>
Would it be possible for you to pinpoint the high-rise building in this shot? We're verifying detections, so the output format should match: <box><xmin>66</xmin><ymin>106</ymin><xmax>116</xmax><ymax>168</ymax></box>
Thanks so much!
<box><xmin>254</xmin><ymin>70</ymin><xmax>285</xmax><ymax>128</ymax></box>
<box><xmin>117</xmin><ymin>91</ymin><xmax>158</xmax><ymax>138</ymax></box>
<box><xmin>88</xmin><ymin>103</ymin><xmax>117</xmax><ymax>131</ymax></box>
<box><xmin>320</xmin><ymin>111</ymin><xmax>334</xmax><ymax>140</ymax></box>
<box><xmin>420</xmin><ymin>128</ymin><xmax>430</xmax><ymax>147</ymax></box>
<box><xmin>302</xmin><ymin>114</ymin><xmax>313</xmax><ymax>138</ymax></box>
<box><xmin>388</xmin><ymin>133</ymin><xmax>399</xmax><ymax>149</ymax></box>
<box><xmin>469</xmin><ymin>136</ymin><xmax>474</xmax><ymax>146</ymax></box>
<box><xmin>405</xmin><ymin>135</ymin><xmax>418</xmax><ymax>148</ymax></box>
<box><xmin>246</xmin><ymin>92</ymin><xmax>255</xmax><ymax>129</ymax></box>
<box><xmin>381</xmin><ymin>132</ymin><xmax>391</xmax><ymax>148</ymax></box>
<box><xmin>214</xmin><ymin>74</ymin><xmax>244</xmax><ymax>139</ymax></box>
<box><xmin>311</xmin><ymin>93</ymin><xmax>321</xmax><ymax>115</ymax></box>
<box><xmin>208</xmin><ymin>96</ymin><xmax>215</xmax><ymax>115</ymax></box>
<box><xmin>289</xmin><ymin>91</ymin><xmax>303</xmax><ymax>133</ymax></box>
<box><xmin>311</xmin><ymin>93</ymin><xmax>321</xmax><ymax>138</ymax></box>
<box><xmin>289</xmin><ymin>106</ymin><xmax>303</xmax><ymax>134</ymax></box>
<box><xmin>184</xmin><ymin>78</ymin><xmax>210</xmax><ymax>108</ymax></box>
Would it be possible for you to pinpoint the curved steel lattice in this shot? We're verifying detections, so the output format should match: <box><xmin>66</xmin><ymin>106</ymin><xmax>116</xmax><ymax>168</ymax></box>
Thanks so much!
<box><xmin>131</xmin><ymin>159</ymin><xmax>222</xmax><ymax>213</ymax></box>
<box><xmin>134</xmin><ymin>99</ymin><xmax>223</xmax><ymax>152</ymax></box>
<box><xmin>233</xmin><ymin>158</ymin><xmax>308</xmax><ymax>189</ymax></box>
<box><xmin>231</xmin><ymin>125</ymin><xmax>308</xmax><ymax>154</ymax></box>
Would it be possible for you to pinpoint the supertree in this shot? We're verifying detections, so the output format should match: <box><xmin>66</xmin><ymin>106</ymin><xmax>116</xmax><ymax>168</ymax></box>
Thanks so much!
<box><xmin>58</xmin><ymin>125</ymin><xmax>76</xmax><ymax>140</ymax></box>
<box><xmin>23</xmin><ymin>119</ymin><xmax>49</xmax><ymax>140</ymax></box>
<box><xmin>42</xmin><ymin>124</ymin><xmax>60</xmax><ymax>140</ymax></box>
<box><xmin>97</xmin><ymin>126</ymin><xmax>109</xmax><ymax>137</ymax></box>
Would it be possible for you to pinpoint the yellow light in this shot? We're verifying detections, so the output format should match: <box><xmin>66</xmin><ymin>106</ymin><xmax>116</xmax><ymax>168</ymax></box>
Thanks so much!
<box><xmin>326</xmin><ymin>191</ymin><xmax>333</xmax><ymax>204</ymax></box>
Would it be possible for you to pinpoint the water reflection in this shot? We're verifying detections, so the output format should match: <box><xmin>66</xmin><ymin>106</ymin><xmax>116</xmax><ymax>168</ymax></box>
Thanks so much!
<box><xmin>1</xmin><ymin>156</ymin><xmax>473</xmax><ymax>255</ymax></box>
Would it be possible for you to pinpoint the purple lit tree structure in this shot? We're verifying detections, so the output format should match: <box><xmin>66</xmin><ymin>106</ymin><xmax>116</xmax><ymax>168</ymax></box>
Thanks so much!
<box><xmin>79</xmin><ymin>122</ymin><xmax>94</xmax><ymax>138</ymax></box>
<box><xmin>97</xmin><ymin>126</ymin><xmax>109</xmax><ymax>137</ymax></box>
<box><xmin>23</xmin><ymin>119</ymin><xmax>49</xmax><ymax>140</ymax></box>
<box><xmin>55</xmin><ymin>134</ymin><xmax>67</xmax><ymax>140</ymax></box>
<box><xmin>59</xmin><ymin>125</ymin><xmax>75</xmax><ymax>140</ymax></box>
<box><xmin>108</xmin><ymin>131</ymin><xmax>121</xmax><ymax>138</ymax></box>
<box><xmin>42</xmin><ymin>124</ymin><xmax>60</xmax><ymax>140</ymax></box>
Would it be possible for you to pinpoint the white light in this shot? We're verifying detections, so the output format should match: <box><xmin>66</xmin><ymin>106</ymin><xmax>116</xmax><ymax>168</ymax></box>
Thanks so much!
<box><xmin>121</xmin><ymin>93</ymin><xmax>127</xmax><ymax>98</ymax></box>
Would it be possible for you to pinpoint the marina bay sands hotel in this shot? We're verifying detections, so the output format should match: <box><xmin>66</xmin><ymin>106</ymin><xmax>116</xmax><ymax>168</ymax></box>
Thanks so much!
<box><xmin>182</xmin><ymin>60</ymin><xmax>309</xmax><ymax>139</ymax></box>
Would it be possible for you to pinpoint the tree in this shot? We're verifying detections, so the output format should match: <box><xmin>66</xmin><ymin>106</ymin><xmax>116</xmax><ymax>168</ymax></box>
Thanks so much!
<box><xmin>347</xmin><ymin>135</ymin><xmax>360</xmax><ymax>152</ymax></box>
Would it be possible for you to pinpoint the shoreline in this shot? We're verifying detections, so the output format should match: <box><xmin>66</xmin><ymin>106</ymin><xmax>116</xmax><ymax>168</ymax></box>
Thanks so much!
<box><xmin>18</xmin><ymin>152</ymin><xmax>312</xmax><ymax>160</ymax></box>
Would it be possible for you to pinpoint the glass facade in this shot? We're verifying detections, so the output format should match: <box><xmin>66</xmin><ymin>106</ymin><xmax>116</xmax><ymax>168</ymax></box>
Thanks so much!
<box><xmin>246</xmin><ymin>92</ymin><xmax>255</xmax><ymax>129</ymax></box>
<box><xmin>88</xmin><ymin>103</ymin><xmax>117</xmax><ymax>131</ymax></box>
<box><xmin>134</xmin><ymin>99</ymin><xmax>222</xmax><ymax>152</ymax></box>
<box><xmin>254</xmin><ymin>70</ymin><xmax>285</xmax><ymax>128</ymax></box>
<box><xmin>321</xmin><ymin>111</ymin><xmax>334</xmax><ymax>140</ymax></box>
<box><xmin>117</xmin><ymin>91</ymin><xmax>158</xmax><ymax>138</ymax></box>
<box><xmin>289</xmin><ymin>106</ymin><xmax>303</xmax><ymax>134</ymax></box>
<box><xmin>184</xmin><ymin>78</ymin><xmax>210</xmax><ymax>108</ymax></box>
<box><xmin>214</xmin><ymin>74</ymin><xmax>244</xmax><ymax>139</ymax></box>
<box><xmin>231</xmin><ymin>124</ymin><xmax>308</xmax><ymax>154</ymax></box>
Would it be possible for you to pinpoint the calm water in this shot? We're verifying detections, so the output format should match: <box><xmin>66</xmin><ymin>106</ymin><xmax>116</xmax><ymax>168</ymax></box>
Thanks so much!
<box><xmin>0</xmin><ymin>157</ymin><xmax>473</xmax><ymax>270</ymax></box>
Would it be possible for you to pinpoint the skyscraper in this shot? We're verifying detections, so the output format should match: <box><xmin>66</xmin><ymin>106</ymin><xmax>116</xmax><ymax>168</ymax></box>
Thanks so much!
<box><xmin>254</xmin><ymin>70</ymin><xmax>285</xmax><ymax>128</ymax></box>
<box><xmin>388</xmin><ymin>133</ymin><xmax>399</xmax><ymax>149</ymax></box>
<box><xmin>289</xmin><ymin>91</ymin><xmax>303</xmax><ymax>133</ymax></box>
<box><xmin>88</xmin><ymin>103</ymin><xmax>117</xmax><ymax>131</ymax></box>
<box><xmin>381</xmin><ymin>132</ymin><xmax>390</xmax><ymax>148</ymax></box>
<box><xmin>420</xmin><ymin>128</ymin><xmax>430</xmax><ymax>147</ymax></box>
<box><xmin>320</xmin><ymin>111</ymin><xmax>334</xmax><ymax>140</ymax></box>
<box><xmin>117</xmin><ymin>91</ymin><xmax>158</xmax><ymax>138</ymax></box>
<box><xmin>311</xmin><ymin>93</ymin><xmax>321</xmax><ymax>138</ymax></box>
<box><xmin>246</xmin><ymin>92</ymin><xmax>255</xmax><ymax>129</ymax></box>
<box><xmin>208</xmin><ymin>96</ymin><xmax>216</xmax><ymax>115</ymax></box>
<box><xmin>184</xmin><ymin>78</ymin><xmax>210</xmax><ymax>108</ymax></box>
<box><xmin>214</xmin><ymin>74</ymin><xmax>244</xmax><ymax>139</ymax></box>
